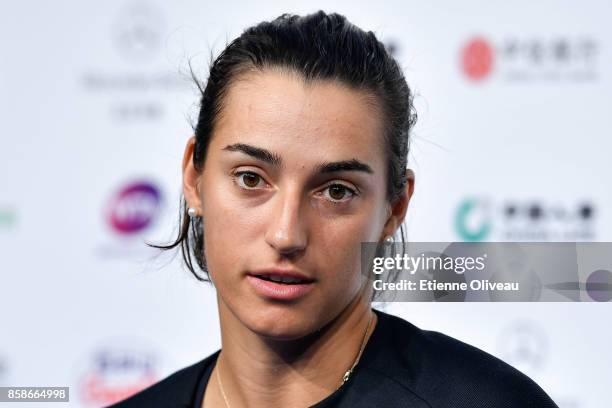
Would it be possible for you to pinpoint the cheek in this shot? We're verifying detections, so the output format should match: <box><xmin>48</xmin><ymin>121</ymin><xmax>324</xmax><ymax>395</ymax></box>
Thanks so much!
<box><xmin>313</xmin><ymin>212</ymin><xmax>381</xmax><ymax>286</ymax></box>
<box><xmin>201</xmin><ymin>167</ymin><xmax>268</xmax><ymax>233</ymax></box>
<box><xmin>199</xmin><ymin>175</ymin><xmax>263</xmax><ymax>281</ymax></box>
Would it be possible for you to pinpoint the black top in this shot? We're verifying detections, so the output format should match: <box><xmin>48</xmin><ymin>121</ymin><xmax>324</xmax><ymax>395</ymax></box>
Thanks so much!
<box><xmin>108</xmin><ymin>308</ymin><xmax>558</xmax><ymax>407</ymax></box>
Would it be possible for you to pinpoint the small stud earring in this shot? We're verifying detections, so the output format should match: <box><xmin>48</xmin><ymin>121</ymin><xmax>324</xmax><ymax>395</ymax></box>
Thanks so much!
<box><xmin>385</xmin><ymin>235</ymin><xmax>395</xmax><ymax>243</ymax></box>
<box><xmin>187</xmin><ymin>207</ymin><xmax>197</xmax><ymax>218</ymax></box>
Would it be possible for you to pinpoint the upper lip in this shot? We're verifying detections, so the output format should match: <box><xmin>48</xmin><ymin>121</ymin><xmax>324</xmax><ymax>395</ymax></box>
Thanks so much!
<box><xmin>248</xmin><ymin>268</ymin><xmax>316</xmax><ymax>282</ymax></box>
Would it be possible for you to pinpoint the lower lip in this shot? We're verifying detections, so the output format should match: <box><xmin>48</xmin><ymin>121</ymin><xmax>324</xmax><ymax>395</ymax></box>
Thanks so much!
<box><xmin>246</xmin><ymin>275</ymin><xmax>315</xmax><ymax>301</ymax></box>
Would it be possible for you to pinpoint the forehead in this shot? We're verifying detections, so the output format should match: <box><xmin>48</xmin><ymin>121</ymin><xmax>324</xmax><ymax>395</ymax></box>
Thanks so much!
<box><xmin>212</xmin><ymin>69</ymin><xmax>385</xmax><ymax>164</ymax></box>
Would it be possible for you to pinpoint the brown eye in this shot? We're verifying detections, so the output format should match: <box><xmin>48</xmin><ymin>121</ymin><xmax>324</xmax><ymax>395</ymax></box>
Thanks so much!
<box><xmin>324</xmin><ymin>184</ymin><xmax>356</xmax><ymax>202</ymax></box>
<box><xmin>329</xmin><ymin>185</ymin><xmax>346</xmax><ymax>200</ymax></box>
<box><xmin>243</xmin><ymin>173</ymin><xmax>260</xmax><ymax>187</ymax></box>
<box><xmin>235</xmin><ymin>171</ymin><xmax>265</xmax><ymax>189</ymax></box>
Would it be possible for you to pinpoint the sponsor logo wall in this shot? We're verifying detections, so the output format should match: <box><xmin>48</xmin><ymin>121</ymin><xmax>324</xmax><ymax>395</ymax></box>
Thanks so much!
<box><xmin>1</xmin><ymin>1</ymin><xmax>609</xmax><ymax>406</ymax></box>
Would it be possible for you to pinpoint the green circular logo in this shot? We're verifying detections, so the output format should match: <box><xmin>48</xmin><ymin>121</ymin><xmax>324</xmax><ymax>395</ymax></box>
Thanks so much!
<box><xmin>455</xmin><ymin>199</ymin><xmax>491</xmax><ymax>241</ymax></box>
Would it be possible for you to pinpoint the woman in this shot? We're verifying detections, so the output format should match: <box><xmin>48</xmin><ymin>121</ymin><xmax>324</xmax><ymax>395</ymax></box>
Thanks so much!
<box><xmin>110</xmin><ymin>11</ymin><xmax>557</xmax><ymax>408</ymax></box>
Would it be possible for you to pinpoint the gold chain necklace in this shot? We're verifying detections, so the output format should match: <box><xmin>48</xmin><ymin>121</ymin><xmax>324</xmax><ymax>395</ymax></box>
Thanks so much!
<box><xmin>216</xmin><ymin>363</ymin><xmax>231</xmax><ymax>408</ymax></box>
<box><xmin>215</xmin><ymin>310</ymin><xmax>374</xmax><ymax>408</ymax></box>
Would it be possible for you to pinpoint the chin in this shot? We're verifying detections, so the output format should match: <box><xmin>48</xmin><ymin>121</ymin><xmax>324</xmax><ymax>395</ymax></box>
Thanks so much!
<box><xmin>242</xmin><ymin>304</ymin><xmax>319</xmax><ymax>341</ymax></box>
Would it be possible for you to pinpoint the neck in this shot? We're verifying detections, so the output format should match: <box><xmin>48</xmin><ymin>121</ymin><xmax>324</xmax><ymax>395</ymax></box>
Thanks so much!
<box><xmin>213</xmin><ymin>293</ymin><xmax>377</xmax><ymax>408</ymax></box>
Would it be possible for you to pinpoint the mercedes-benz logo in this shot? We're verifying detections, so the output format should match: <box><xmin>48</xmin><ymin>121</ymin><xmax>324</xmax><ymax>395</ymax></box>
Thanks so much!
<box><xmin>112</xmin><ymin>3</ymin><xmax>165</xmax><ymax>62</ymax></box>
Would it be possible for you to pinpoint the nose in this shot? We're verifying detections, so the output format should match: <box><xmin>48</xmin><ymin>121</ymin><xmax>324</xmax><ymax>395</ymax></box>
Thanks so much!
<box><xmin>264</xmin><ymin>187</ymin><xmax>308</xmax><ymax>256</ymax></box>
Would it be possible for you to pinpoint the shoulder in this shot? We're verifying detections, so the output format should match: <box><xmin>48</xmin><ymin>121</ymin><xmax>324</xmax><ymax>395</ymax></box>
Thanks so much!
<box><xmin>105</xmin><ymin>351</ymin><xmax>219</xmax><ymax>408</ymax></box>
<box><xmin>366</xmin><ymin>309</ymin><xmax>558</xmax><ymax>408</ymax></box>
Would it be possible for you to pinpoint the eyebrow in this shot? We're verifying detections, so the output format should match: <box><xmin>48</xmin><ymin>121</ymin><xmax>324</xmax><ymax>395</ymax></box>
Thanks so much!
<box><xmin>222</xmin><ymin>143</ymin><xmax>374</xmax><ymax>175</ymax></box>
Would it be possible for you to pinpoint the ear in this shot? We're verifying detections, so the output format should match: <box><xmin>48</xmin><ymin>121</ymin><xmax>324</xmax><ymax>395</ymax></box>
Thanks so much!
<box><xmin>182</xmin><ymin>136</ymin><xmax>203</xmax><ymax>216</ymax></box>
<box><xmin>380</xmin><ymin>169</ymin><xmax>415</xmax><ymax>240</ymax></box>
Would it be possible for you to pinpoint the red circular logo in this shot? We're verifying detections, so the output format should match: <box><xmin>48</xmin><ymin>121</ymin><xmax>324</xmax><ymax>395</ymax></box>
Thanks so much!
<box><xmin>461</xmin><ymin>37</ymin><xmax>494</xmax><ymax>81</ymax></box>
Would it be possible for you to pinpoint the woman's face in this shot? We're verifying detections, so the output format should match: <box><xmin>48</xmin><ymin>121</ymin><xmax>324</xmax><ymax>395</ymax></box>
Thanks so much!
<box><xmin>186</xmin><ymin>69</ymin><xmax>408</xmax><ymax>340</ymax></box>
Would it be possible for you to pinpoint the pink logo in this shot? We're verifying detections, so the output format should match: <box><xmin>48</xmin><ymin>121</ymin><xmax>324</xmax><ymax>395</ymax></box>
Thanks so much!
<box><xmin>461</xmin><ymin>37</ymin><xmax>494</xmax><ymax>81</ymax></box>
<box><xmin>78</xmin><ymin>349</ymin><xmax>159</xmax><ymax>406</ymax></box>
<box><xmin>106</xmin><ymin>181</ymin><xmax>161</xmax><ymax>234</ymax></box>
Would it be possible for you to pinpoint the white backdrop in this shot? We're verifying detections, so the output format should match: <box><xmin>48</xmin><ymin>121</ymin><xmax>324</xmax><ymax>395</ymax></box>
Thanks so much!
<box><xmin>1</xmin><ymin>1</ymin><xmax>610</xmax><ymax>407</ymax></box>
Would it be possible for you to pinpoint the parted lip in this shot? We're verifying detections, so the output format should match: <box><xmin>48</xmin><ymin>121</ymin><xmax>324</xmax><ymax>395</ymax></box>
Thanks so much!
<box><xmin>247</xmin><ymin>268</ymin><xmax>316</xmax><ymax>283</ymax></box>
